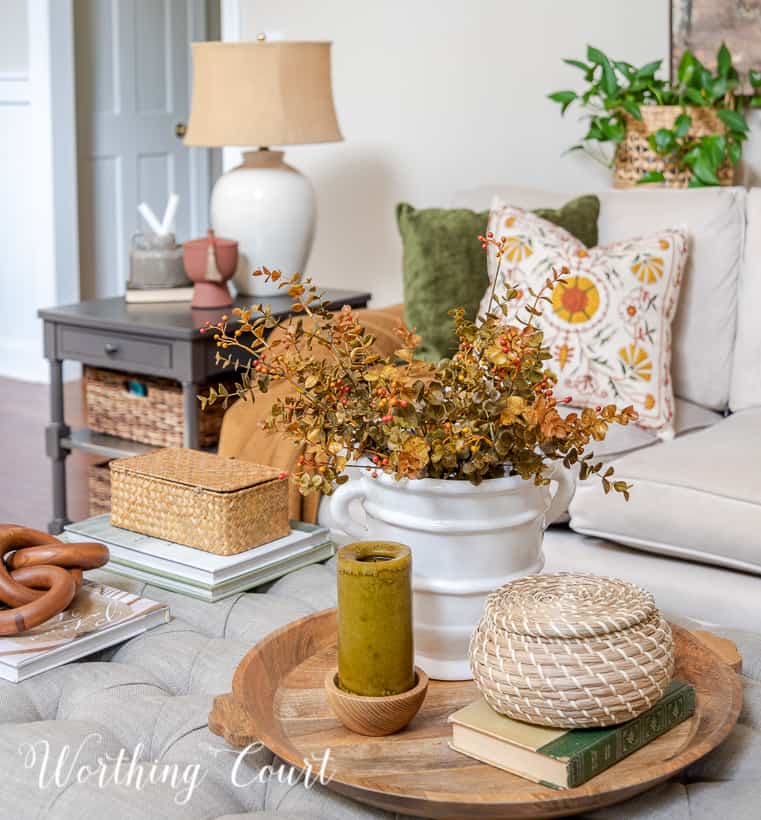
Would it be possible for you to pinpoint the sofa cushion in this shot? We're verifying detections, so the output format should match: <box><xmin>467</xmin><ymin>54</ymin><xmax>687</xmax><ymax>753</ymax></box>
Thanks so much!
<box><xmin>453</xmin><ymin>186</ymin><xmax>747</xmax><ymax>413</ymax></box>
<box><xmin>544</xmin><ymin>398</ymin><xmax>721</xmax><ymax>526</ymax></box>
<box><xmin>569</xmin><ymin>408</ymin><xmax>761</xmax><ymax>575</ymax></box>
<box><xmin>396</xmin><ymin>196</ymin><xmax>599</xmax><ymax>362</ymax></box>
<box><xmin>570</xmin><ymin>397</ymin><xmax>722</xmax><ymax>460</ymax></box>
<box><xmin>543</xmin><ymin>526</ymin><xmax>761</xmax><ymax>632</ymax></box>
<box><xmin>480</xmin><ymin>203</ymin><xmax>688</xmax><ymax>433</ymax></box>
<box><xmin>731</xmin><ymin>187</ymin><xmax>761</xmax><ymax>411</ymax></box>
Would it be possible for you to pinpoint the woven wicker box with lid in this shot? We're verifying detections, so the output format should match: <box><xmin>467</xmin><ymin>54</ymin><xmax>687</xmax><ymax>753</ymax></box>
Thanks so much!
<box><xmin>110</xmin><ymin>448</ymin><xmax>289</xmax><ymax>555</ymax></box>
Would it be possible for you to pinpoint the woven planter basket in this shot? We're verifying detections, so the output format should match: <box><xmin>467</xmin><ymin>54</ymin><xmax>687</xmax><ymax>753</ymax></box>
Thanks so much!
<box><xmin>469</xmin><ymin>573</ymin><xmax>675</xmax><ymax>728</ymax></box>
<box><xmin>85</xmin><ymin>367</ymin><xmax>228</xmax><ymax>448</ymax></box>
<box><xmin>614</xmin><ymin>105</ymin><xmax>735</xmax><ymax>189</ymax></box>
<box><xmin>110</xmin><ymin>448</ymin><xmax>290</xmax><ymax>555</ymax></box>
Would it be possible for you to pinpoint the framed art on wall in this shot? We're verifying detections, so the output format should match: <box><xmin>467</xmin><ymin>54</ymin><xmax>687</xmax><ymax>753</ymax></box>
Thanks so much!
<box><xmin>672</xmin><ymin>0</ymin><xmax>761</xmax><ymax>91</ymax></box>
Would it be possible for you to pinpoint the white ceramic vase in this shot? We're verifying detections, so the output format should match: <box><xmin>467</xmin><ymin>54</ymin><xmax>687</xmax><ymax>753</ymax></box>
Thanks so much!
<box><xmin>211</xmin><ymin>150</ymin><xmax>315</xmax><ymax>297</ymax></box>
<box><xmin>329</xmin><ymin>468</ymin><xmax>575</xmax><ymax>681</ymax></box>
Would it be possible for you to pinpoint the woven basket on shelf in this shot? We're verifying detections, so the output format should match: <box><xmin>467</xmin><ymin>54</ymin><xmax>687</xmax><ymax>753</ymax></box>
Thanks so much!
<box><xmin>84</xmin><ymin>367</ymin><xmax>228</xmax><ymax>448</ymax></box>
<box><xmin>88</xmin><ymin>460</ymin><xmax>113</xmax><ymax>517</ymax></box>
<box><xmin>469</xmin><ymin>573</ymin><xmax>675</xmax><ymax>728</ymax></box>
<box><xmin>614</xmin><ymin>105</ymin><xmax>735</xmax><ymax>189</ymax></box>
<box><xmin>110</xmin><ymin>447</ymin><xmax>290</xmax><ymax>555</ymax></box>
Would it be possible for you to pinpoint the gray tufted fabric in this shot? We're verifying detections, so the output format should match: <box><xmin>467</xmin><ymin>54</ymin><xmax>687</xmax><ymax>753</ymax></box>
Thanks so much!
<box><xmin>2</xmin><ymin>559</ymin><xmax>760</xmax><ymax>819</ymax></box>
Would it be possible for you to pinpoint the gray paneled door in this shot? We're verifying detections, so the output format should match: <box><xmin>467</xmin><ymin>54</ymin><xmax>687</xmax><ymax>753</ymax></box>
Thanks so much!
<box><xmin>75</xmin><ymin>0</ymin><xmax>208</xmax><ymax>299</ymax></box>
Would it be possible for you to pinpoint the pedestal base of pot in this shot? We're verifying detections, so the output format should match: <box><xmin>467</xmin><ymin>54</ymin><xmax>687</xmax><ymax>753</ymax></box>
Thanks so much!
<box><xmin>414</xmin><ymin>652</ymin><xmax>471</xmax><ymax>682</ymax></box>
<box><xmin>324</xmin><ymin>666</ymin><xmax>429</xmax><ymax>736</ymax></box>
<box><xmin>191</xmin><ymin>281</ymin><xmax>233</xmax><ymax>309</ymax></box>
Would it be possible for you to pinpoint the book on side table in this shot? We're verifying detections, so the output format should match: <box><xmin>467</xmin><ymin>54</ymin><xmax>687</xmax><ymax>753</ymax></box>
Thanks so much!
<box><xmin>125</xmin><ymin>286</ymin><xmax>193</xmax><ymax>303</ymax></box>
<box><xmin>62</xmin><ymin>516</ymin><xmax>335</xmax><ymax>602</ymax></box>
<box><xmin>0</xmin><ymin>580</ymin><xmax>169</xmax><ymax>683</ymax></box>
<box><xmin>449</xmin><ymin>681</ymin><xmax>696</xmax><ymax>789</ymax></box>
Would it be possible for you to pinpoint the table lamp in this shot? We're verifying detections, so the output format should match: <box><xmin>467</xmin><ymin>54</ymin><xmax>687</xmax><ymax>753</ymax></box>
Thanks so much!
<box><xmin>184</xmin><ymin>38</ymin><xmax>343</xmax><ymax>296</ymax></box>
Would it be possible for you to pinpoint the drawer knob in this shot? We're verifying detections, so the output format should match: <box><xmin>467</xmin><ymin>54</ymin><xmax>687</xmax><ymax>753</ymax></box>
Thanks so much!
<box><xmin>104</xmin><ymin>343</ymin><xmax>119</xmax><ymax>355</ymax></box>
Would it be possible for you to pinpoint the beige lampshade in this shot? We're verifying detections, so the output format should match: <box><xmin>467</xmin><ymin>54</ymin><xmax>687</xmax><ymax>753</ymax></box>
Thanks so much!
<box><xmin>184</xmin><ymin>41</ymin><xmax>343</xmax><ymax>148</ymax></box>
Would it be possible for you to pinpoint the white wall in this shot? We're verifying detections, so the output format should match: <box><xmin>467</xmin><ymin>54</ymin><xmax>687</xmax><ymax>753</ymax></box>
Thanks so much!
<box><xmin>238</xmin><ymin>0</ymin><xmax>671</xmax><ymax>308</ymax></box>
<box><xmin>0</xmin><ymin>0</ymin><xmax>78</xmax><ymax>382</ymax></box>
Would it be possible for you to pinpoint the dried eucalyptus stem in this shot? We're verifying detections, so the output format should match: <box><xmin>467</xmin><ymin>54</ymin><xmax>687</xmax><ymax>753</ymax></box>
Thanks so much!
<box><xmin>200</xmin><ymin>259</ymin><xmax>637</xmax><ymax>499</ymax></box>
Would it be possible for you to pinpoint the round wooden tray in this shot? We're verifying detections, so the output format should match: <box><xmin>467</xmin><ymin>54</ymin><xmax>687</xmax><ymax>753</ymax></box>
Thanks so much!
<box><xmin>209</xmin><ymin>609</ymin><xmax>742</xmax><ymax>820</ymax></box>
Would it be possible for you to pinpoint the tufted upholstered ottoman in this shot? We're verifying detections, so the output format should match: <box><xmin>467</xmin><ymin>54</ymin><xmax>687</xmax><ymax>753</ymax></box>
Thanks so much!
<box><xmin>3</xmin><ymin>558</ymin><xmax>761</xmax><ymax>820</ymax></box>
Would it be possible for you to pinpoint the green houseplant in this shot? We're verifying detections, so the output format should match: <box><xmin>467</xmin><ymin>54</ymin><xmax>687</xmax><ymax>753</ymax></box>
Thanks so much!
<box><xmin>549</xmin><ymin>44</ymin><xmax>761</xmax><ymax>187</ymax></box>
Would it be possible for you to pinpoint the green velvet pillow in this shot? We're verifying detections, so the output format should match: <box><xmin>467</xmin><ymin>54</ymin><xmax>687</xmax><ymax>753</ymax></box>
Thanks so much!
<box><xmin>397</xmin><ymin>195</ymin><xmax>600</xmax><ymax>361</ymax></box>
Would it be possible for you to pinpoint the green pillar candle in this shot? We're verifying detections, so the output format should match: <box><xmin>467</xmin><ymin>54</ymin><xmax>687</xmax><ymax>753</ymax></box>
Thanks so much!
<box><xmin>337</xmin><ymin>541</ymin><xmax>415</xmax><ymax>697</ymax></box>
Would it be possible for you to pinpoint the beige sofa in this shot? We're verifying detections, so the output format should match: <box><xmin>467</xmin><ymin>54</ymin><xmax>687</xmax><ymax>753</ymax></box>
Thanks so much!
<box><xmin>445</xmin><ymin>185</ymin><xmax>761</xmax><ymax>631</ymax></box>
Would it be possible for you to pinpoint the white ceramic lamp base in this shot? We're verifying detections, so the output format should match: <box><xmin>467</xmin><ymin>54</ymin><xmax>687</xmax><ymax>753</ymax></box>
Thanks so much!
<box><xmin>211</xmin><ymin>150</ymin><xmax>316</xmax><ymax>297</ymax></box>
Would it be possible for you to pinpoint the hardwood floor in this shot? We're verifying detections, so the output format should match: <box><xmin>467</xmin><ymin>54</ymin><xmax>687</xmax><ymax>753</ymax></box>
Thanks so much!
<box><xmin>0</xmin><ymin>377</ymin><xmax>96</xmax><ymax>531</ymax></box>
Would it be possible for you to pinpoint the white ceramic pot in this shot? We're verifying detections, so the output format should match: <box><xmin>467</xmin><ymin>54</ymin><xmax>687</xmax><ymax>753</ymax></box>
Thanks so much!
<box><xmin>329</xmin><ymin>467</ymin><xmax>575</xmax><ymax>681</ymax></box>
<box><xmin>211</xmin><ymin>150</ymin><xmax>315</xmax><ymax>297</ymax></box>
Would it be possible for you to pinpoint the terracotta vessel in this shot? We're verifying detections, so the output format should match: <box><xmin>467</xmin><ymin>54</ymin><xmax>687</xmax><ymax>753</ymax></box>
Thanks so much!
<box><xmin>183</xmin><ymin>230</ymin><xmax>238</xmax><ymax>309</ymax></box>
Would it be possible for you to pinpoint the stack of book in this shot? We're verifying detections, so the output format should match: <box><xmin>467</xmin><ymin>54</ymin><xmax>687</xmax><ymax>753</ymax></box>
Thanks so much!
<box><xmin>449</xmin><ymin>682</ymin><xmax>696</xmax><ymax>789</ymax></box>
<box><xmin>62</xmin><ymin>515</ymin><xmax>334</xmax><ymax>602</ymax></box>
<box><xmin>0</xmin><ymin>580</ymin><xmax>169</xmax><ymax>682</ymax></box>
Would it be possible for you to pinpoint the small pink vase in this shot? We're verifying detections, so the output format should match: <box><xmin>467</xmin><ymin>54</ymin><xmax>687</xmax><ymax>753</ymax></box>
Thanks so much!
<box><xmin>183</xmin><ymin>230</ymin><xmax>238</xmax><ymax>309</ymax></box>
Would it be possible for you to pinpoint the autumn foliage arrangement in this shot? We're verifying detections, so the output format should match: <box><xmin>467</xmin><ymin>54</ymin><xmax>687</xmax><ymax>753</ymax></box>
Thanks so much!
<box><xmin>200</xmin><ymin>236</ymin><xmax>637</xmax><ymax>499</ymax></box>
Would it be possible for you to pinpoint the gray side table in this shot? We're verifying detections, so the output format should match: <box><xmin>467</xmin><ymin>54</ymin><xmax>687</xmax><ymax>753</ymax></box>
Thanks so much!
<box><xmin>38</xmin><ymin>290</ymin><xmax>371</xmax><ymax>533</ymax></box>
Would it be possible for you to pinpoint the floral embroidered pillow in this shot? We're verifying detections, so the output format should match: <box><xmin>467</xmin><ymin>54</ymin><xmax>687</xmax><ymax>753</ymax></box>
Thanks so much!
<box><xmin>478</xmin><ymin>204</ymin><xmax>688</xmax><ymax>433</ymax></box>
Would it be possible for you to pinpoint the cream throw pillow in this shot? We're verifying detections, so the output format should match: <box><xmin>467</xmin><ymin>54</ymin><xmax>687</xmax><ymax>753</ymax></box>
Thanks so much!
<box><xmin>479</xmin><ymin>204</ymin><xmax>688</xmax><ymax>433</ymax></box>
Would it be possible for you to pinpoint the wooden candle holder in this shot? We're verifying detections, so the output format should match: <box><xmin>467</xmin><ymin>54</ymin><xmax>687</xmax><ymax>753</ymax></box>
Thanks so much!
<box><xmin>324</xmin><ymin>666</ymin><xmax>429</xmax><ymax>736</ymax></box>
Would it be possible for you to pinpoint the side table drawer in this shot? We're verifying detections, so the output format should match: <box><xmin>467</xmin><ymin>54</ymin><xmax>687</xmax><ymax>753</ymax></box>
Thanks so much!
<box><xmin>58</xmin><ymin>326</ymin><xmax>172</xmax><ymax>370</ymax></box>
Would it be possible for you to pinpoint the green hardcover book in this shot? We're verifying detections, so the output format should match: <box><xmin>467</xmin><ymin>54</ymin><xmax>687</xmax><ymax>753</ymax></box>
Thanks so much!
<box><xmin>448</xmin><ymin>681</ymin><xmax>695</xmax><ymax>789</ymax></box>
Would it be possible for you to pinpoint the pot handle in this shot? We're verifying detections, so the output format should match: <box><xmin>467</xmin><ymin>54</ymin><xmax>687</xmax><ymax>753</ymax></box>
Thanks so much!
<box><xmin>544</xmin><ymin>464</ymin><xmax>576</xmax><ymax>527</ymax></box>
<box><xmin>328</xmin><ymin>482</ymin><xmax>370</xmax><ymax>539</ymax></box>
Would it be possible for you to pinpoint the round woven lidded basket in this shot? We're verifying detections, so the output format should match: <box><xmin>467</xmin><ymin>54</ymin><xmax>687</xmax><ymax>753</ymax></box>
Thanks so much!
<box><xmin>469</xmin><ymin>573</ymin><xmax>675</xmax><ymax>728</ymax></box>
<box><xmin>614</xmin><ymin>105</ymin><xmax>735</xmax><ymax>189</ymax></box>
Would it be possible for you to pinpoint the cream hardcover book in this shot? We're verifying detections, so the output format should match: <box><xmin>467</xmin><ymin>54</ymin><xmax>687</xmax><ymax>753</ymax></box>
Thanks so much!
<box><xmin>449</xmin><ymin>683</ymin><xmax>695</xmax><ymax>789</ymax></box>
<box><xmin>0</xmin><ymin>580</ymin><xmax>170</xmax><ymax>682</ymax></box>
<box><xmin>62</xmin><ymin>516</ymin><xmax>334</xmax><ymax>601</ymax></box>
<box><xmin>125</xmin><ymin>286</ymin><xmax>193</xmax><ymax>303</ymax></box>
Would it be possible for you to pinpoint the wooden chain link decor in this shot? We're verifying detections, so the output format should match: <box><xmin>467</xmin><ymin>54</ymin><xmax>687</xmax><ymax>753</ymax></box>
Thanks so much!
<box><xmin>0</xmin><ymin>525</ymin><xmax>109</xmax><ymax>635</ymax></box>
<box><xmin>469</xmin><ymin>572</ymin><xmax>675</xmax><ymax>728</ymax></box>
